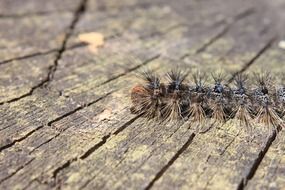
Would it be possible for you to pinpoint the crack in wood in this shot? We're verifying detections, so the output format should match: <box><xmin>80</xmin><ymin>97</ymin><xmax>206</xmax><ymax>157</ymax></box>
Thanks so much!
<box><xmin>81</xmin><ymin>120</ymin><xmax>185</xmax><ymax>189</ymax></box>
<box><xmin>49</xmin><ymin>134</ymin><xmax>109</xmax><ymax>189</ymax></box>
<box><xmin>45</xmin><ymin>0</ymin><xmax>87</xmax><ymax>87</ymax></box>
<box><xmin>1</xmin><ymin>4</ymin><xmax>277</xmax><ymax>189</ymax></box>
<box><xmin>79</xmin><ymin>115</ymin><xmax>141</xmax><ymax>160</ymax></box>
<box><xmin>0</xmin><ymin>10</ymin><xmax>72</xmax><ymax>19</ymax></box>
<box><xmin>0</xmin><ymin>14</ymin><xmax>170</xmax><ymax>105</ymax></box>
<box><xmin>195</xmin><ymin>25</ymin><xmax>230</xmax><ymax>54</ymax></box>
<box><xmin>198</xmin><ymin>132</ymin><xmax>239</xmax><ymax>189</ymax></box>
<box><xmin>181</xmin><ymin>7</ymin><xmax>255</xmax><ymax>59</ymax></box>
<box><xmin>0</xmin><ymin>126</ymin><xmax>44</xmax><ymax>153</ymax></box>
<box><xmin>0</xmin><ymin>49</ymin><xmax>58</xmax><ymax>65</ymax></box>
<box><xmin>0</xmin><ymin>158</ymin><xmax>35</xmax><ymax>184</ymax></box>
<box><xmin>0</xmin><ymin>78</ymin><xmax>48</xmax><ymax>105</ymax></box>
<box><xmin>132</xmin><ymin>125</ymin><xmax>192</xmax><ymax>174</ymax></box>
<box><xmin>228</xmin><ymin>36</ymin><xmax>277</xmax><ymax>82</ymax></box>
<box><xmin>50</xmin><ymin>91</ymin><xmax>115</xmax><ymax>126</ymax></box>
<box><xmin>0</xmin><ymin>90</ymin><xmax>113</xmax><ymax>152</ymax></box>
<box><xmin>72</xmin><ymin>120</ymin><xmax>164</xmax><ymax>189</ymax></box>
<box><xmin>79</xmin><ymin>134</ymin><xmax>111</xmax><ymax>160</ymax></box>
<box><xmin>22</xmin><ymin>178</ymin><xmax>47</xmax><ymax>190</ymax></box>
<box><xmin>0</xmin><ymin>5</ymin><xmax>253</xmax><ymax>106</ymax></box>
<box><xmin>0</xmin><ymin>1</ymin><xmax>177</xmax><ymax>67</ymax></box>
<box><xmin>112</xmin><ymin>114</ymin><xmax>143</xmax><ymax>135</ymax></box>
<box><xmin>11</xmin><ymin>10</ymin><xmax>258</xmax><ymax>186</ymax></box>
<box><xmin>0</xmin><ymin>16</ymin><xmax>175</xmax><ymax>67</ymax></box>
<box><xmin>209</xmin><ymin>8</ymin><xmax>255</xmax><ymax>30</ymax></box>
<box><xmin>100</xmin><ymin>54</ymin><xmax>160</xmax><ymax>86</ymax></box>
<box><xmin>0</xmin><ymin>0</ymin><xmax>87</xmax><ymax>105</ymax></box>
<box><xmin>0</xmin><ymin>39</ymin><xmax>161</xmax><ymax>150</ymax></box>
<box><xmin>0</xmin><ymin>35</ymin><xmax>160</xmax><ymax>153</ymax></box>
<box><xmin>0</xmin><ymin>90</ymin><xmax>135</xmax><ymax>188</ymax></box>
<box><xmin>237</xmin><ymin>131</ymin><xmax>277</xmax><ymax>190</ymax></box>
<box><xmin>199</xmin><ymin>7</ymin><xmax>255</xmax><ymax>53</ymax></box>
<box><xmin>0</xmin><ymin>39</ymin><xmax>91</xmax><ymax>66</ymax></box>
<box><xmin>233</xmin><ymin>8</ymin><xmax>255</xmax><ymax>22</ymax></box>
<box><xmin>218</xmin><ymin>135</ymin><xmax>237</xmax><ymax>156</ymax></box>
<box><xmin>0</xmin><ymin>87</ymin><xmax>115</xmax><ymax>187</ymax></box>
<box><xmin>28</xmin><ymin>131</ymin><xmax>65</xmax><ymax>155</ymax></box>
<box><xmin>144</xmin><ymin>133</ymin><xmax>196</xmax><ymax>190</ymax></box>
<box><xmin>51</xmin><ymin>115</ymin><xmax>141</xmax><ymax>189</ymax></box>
<box><xmin>139</xmin><ymin>23</ymin><xmax>187</xmax><ymax>39</ymax></box>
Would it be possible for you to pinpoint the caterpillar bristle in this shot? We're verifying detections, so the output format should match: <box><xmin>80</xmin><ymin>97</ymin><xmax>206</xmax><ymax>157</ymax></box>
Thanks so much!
<box><xmin>209</xmin><ymin>72</ymin><xmax>230</xmax><ymax>123</ymax></box>
<box><xmin>130</xmin><ymin>85</ymin><xmax>156</xmax><ymax>118</ymax></box>
<box><xmin>234</xmin><ymin>106</ymin><xmax>253</xmax><ymax>132</ymax></box>
<box><xmin>250</xmin><ymin>72</ymin><xmax>284</xmax><ymax>131</ymax></box>
<box><xmin>130</xmin><ymin>70</ymin><xmax>285</xmax><ymax>134</ymax></box>
<box><xmin>141</xmin><ymin>70</ymin><xmax>160</xmax><ymax>89</ymax></box>
<box><xmin>252</xmin><ymin>72</ymin><xmax>272</xmax><ymax>88</ymax></box>
<box><xmin>275</xmin><ymin>85</ymin><xmax>285</xmax><ymax>116</ymax></box>
<box><xmin>166</xmin><ymin>70</ymin><xmax>188</xmax><ymax>85</ymax></box>
<box><xmin>130</xmin><ymin>71</ymin><xmax>164</xmax><ymax>119</ymax></box>
<box><xmin>161</xmin><ymin>70</ymin><xmax>189</xmax><ymax>122</ymax></box>
<box><xmin>187</xmin><ymin>72</ymin><xmax>208</xmax><ymax>124</ymax></box>
<box><xmin>255</xmin><ymin>106</ymin><xmax>284</xmax><ymax>132</ymax></box>
<box><xmin>231</xmin><ymin>74</ymin><xmax>254</xmax><ymax>131</ymax></box>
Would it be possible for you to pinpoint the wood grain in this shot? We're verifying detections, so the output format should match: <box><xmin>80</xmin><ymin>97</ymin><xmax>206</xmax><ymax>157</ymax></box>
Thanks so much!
<box><xmin>0</xmin><ymin>0</ymin><xmax>284</xmax><ymax>189</ymax></box>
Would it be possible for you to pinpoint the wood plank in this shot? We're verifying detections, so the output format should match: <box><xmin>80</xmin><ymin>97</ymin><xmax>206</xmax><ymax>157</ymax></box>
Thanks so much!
<box><xmin>0</xmin><ymin>52</ymin><xmax>244</xmax><ymax>189</ymax></box>
<box><xmin>21</xmin><ymin>11</ymin><xmax>278</xmax><ymax>190</ymax></box>
<box><xmin>87</xmin><ymin>0</ymin><xmax>254</xmax><ymax>18</ymax></box>
<box><xmin>65</xmin><ymin>5</ymin><xmax>186</xmax><ymax>48</ymax></box>
<box><xmin>2</xmin><ymin>0</ymin><xmax>231</xmax><ymax>153</ymax></box>
<box><xmin>109</xmin><ymin>9</ymin><xmax>277</xmax><ymax>190</ymax></box>
<box><xmin>0</xmin><ymin>0</ymin><xmax>81</xmax><ymax>16</ymax></box>
<box><xmin>0</xmin><ymin>0</ymin><xmax>84</xmax><ymax>104</ymax></box>
<box><xmin>148</xmin><ymin>16</ymin><xmax>279</xmax><ymax>190</ymax></box>
<box><xmin>49</xmin><ymin>11</ymin><xmax>277</xmax><ymax>187</ymax></box>
<box><xmin>0</xmin><ymin>4</ymin><xmax>182</xmax><ymax>105</ymax></box>
<box><xmin>0</xmin><ymin>54</ymin><xmax>56</xmax><ymax>103</ymax></box>
<box><xmin>0</xmin><ymin>8</ymin><xmax>241</xmax><ymax>188</ymax></box>
<box><xmin>246</xmin><ymin>131</ymin><xmax>285</xmax><ymax>190</ymax></box>
<box><xmin>0</xmin><ymin>0</ymin><xmax>283</xmax><ymax>189</ymax></box>
<box><xmin>0</xmin><ymin>3</ymin><xmax>185</xmax><ymax>151</ymax></box>
<box><xmin>0</xmin><ymin>0</ymin><xmax>252</xmax><ymax>105</ymax></box>
<box><xmin>0</xmin><ymin>10</ymin><xmax>190</xmax><ymax>187</ymax></box>
<box><xmin>244</xmin><ymin>47</ymin><xmax>285</xmax><ymax>190</ymax></box>
<box><xmin>0</xmin><ymin>12</ymin><xmax>77</xmax><ymax>62</ymax></box>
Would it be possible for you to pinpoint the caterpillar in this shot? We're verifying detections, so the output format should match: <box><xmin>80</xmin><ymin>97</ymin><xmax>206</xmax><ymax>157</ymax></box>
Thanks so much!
<box><xmin>130</xmin><ymin>70</ymin><xmax>285</xmax><ymax>131</ymax></box>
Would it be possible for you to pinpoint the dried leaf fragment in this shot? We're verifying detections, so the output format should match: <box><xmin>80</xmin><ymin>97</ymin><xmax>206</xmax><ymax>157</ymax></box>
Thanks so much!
<box><xmin>78</xmin><ymin>32</ymin><xmax>105</xmax><ymax>53</ymax></box>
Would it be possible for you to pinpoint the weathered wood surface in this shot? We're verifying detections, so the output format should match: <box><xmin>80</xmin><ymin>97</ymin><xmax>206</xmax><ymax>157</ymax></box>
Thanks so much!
<box><xmin>0</xmin><ymin>0</ymin><xmax>285</xmax><ymax>189</ymax></box>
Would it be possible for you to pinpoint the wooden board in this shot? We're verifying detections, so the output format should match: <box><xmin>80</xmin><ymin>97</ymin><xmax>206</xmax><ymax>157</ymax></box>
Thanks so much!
<box><xmin>0</xmin><ymin>0</ymin><xmax>285</xmax><ymax>189</ymax></box>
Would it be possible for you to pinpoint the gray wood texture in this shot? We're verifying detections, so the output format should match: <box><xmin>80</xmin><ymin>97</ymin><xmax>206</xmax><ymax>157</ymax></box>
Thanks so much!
<box><xmin>0</xmin><ymin>0</ymin><xmax>285</xmax><ymax>189</ymax></box>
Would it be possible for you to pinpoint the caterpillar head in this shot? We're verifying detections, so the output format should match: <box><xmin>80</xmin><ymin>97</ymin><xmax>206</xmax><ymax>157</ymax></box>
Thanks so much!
<box><xmin>211</xmin><ymin>72</ymin><xmax>226</xmax><ymax>94</ymax></box>
<box><xmin>192</xmin><ymin>71</ymin><xmax>207</xmax><ymax>93</ymax></box>
<box><xmin>166</xmin><ymin>70</ymin><xmax>188</xmax><ymax>93</ymax></box>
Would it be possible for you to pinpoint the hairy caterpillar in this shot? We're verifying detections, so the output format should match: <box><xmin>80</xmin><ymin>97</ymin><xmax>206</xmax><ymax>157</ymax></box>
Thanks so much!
<box><xmin>130</xmin><ymin>70</ymin><xmax>285</xmax><ymax>131</ymax></box>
